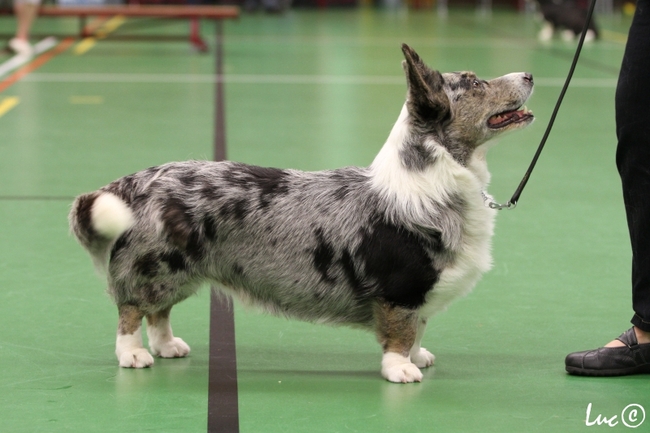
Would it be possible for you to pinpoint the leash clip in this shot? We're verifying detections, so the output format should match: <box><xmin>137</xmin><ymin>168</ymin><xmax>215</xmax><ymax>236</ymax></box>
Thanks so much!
<box><xmin>488</xmin><ymin>200</ymin><xmax>517</xmax><ymax>211</ymax></box>
<box><xmin>481</xmin><ymin>191</ymin><xmax>517</xmax><ymax>211</ymax></box>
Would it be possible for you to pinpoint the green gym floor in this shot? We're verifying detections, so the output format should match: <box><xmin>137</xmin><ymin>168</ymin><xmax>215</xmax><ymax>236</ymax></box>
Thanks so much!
<box><xmin>1</xmin><ymin>6</ymin><xmax>648</xmax><ymax>432</ymax></box>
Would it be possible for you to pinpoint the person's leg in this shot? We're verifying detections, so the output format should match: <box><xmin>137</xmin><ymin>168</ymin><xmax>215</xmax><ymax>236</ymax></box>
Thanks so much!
<box><xmin>565</xmin><ymin>0</ymin><xmax>650</xmax><ymax>376</ymax></box>
<box><xmin>14</xmin><ymin>1</ymin><xmax>39</xmax><ymax>41</ymax></box>
<box><xmin>9</xmin><ymin>0</ymin><xmax>40</xmax><ymax>56</ymax></box>
<box><xmin>615</xmin><ymin>0</ymin><xmax>650</xmax><ymax>338</ymax></box>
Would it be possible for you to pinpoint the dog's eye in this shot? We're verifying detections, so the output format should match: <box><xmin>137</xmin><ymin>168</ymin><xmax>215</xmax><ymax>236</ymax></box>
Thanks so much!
<box><xmin>472</xmin><ymin>79</ymin><xmax>481</xmax><ymax>88</ymax></box>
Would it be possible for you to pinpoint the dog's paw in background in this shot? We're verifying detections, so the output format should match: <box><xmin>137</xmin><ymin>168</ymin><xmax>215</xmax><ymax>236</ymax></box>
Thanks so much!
<box><xmin>538</xmin><ymin>21</ymin><xmax>554</xmax><ymax>42</ymax></box>
<box><xmin>410</xmin><ymin>347</ymin><xmax>435</xmax><ymax>368</ymax></box>
<box><xmin>382</xmin><ymin>353</ymin><xmax>424</xmax><ymax>383</ymax></box>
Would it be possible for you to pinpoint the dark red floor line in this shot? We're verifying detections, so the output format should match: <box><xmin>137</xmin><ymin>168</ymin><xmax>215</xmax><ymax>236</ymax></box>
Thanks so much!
<box><xmin>207</xmin><ymin>20</ymin><xmax>240</xmax><ymax>433</ymax></box>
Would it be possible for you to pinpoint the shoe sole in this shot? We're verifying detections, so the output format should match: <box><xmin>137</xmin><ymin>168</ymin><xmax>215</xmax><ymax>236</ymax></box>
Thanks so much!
<box><xmin>566</xmin><ymin>365</ymin><xmax>650</xmax><ymax>377</ymax></box>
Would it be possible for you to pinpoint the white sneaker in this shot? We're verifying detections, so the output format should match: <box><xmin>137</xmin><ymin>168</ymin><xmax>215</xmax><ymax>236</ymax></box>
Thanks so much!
<box><xmin>8</xmin><ymin>38</ymin><xmax>33</xmax><ymax>58</ymax></box>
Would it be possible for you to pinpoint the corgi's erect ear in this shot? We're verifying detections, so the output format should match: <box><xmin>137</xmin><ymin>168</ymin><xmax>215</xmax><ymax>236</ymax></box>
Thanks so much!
<box><xmin>401</xmin><ymin>44</ymin><xmax>450</xmax><ymax>124</ymax></box>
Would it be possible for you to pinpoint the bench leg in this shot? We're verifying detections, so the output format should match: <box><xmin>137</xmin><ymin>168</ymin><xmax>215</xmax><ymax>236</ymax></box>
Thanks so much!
<box><xmin>79</xmin><ymin>15</ymin><xmax>88</xmax><ymax>38</ymax></box>
<box><xmin>189</xmin><ymin>18</ymin><xmax>208</xmax><ymax>52</ymax></box>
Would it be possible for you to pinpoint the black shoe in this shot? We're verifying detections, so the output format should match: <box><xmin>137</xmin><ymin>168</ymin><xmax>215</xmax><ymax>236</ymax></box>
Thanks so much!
<box><xmin>565</xmin><ymin>328</ymin><xmax>650</xmax><ymax>376</ymax></box>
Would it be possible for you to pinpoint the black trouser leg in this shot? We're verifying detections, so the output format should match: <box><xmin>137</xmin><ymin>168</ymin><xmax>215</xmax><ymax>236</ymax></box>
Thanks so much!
<box><xmin>615</xmin><ymin>0</ymin><xmax>650</xmax><ymax>333</ymax></box>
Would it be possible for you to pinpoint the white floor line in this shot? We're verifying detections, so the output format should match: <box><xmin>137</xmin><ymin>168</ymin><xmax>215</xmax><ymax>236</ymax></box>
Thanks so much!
<box><xmin>223</xmin><ymin>35</ymin><xmax>625</xmax><ymax>50</ymax></box>
<box><xmin>0</xmin><ymin>37</ymin><xmax>58</xmax><ymax>78</ymax></box>
<box><xmin>19</xmin><ymin>72</ymin><xmax>618</xmax><ymax>88</ymax></box>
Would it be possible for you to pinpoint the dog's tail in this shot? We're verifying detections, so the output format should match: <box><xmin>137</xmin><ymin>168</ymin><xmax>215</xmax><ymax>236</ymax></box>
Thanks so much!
<box><xmin>69</xmin><ymin>191</ymin><xmax>134</xmax><ymax>272</ymax></box>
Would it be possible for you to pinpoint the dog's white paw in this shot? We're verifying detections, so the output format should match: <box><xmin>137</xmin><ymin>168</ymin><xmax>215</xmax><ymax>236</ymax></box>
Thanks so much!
<box><xmin>383</xmin><ymin>363</ymin><xmax>423</xmax><ymax>383</ymax></box>
<box><xmin>118</xmin><ymin>348</ymin><xmax>155</xmax><ymax>368</ymax></box>
<box><xmin>381</xmin><ymin>353</ymin><xmax>423</xmax><ymax>383</ymax></box>
<box><xmin>561</xmin><ymin>29</ymin><xmax>575</xmax><ymax>42</ymax></box>
<box><xmin>150</xmin><ymin>337</ymin><xmax>191</xmax><ymax>358</ymax></box>
<box><xmin>411</xmin><ymin>347</ymin><xmax>435</xmax><ymax>368</ymax></box>
<box><xmin>538</xmin><ymin>22</ymin><xmax>553</xmax><ymax>42</ymax></box>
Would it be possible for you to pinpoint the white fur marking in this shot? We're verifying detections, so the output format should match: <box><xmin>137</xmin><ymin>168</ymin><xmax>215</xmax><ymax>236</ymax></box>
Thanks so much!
<box><xmin>91</xmin><ymin>193</ymin><xmax>134</xmax><ymax>239</ymax></box>
<box><xmin>372</xmin><ymin>106</ymin><xmax>497</xmax><ymax>320</ymax></box>
<box><xmin>381</xmin><ymin>352</ymin><xmax>423</xmax><ymax>383</ymax></box>
<box><xmin>116</xmin><ymin>328</ymin><xmax>154</xmax><ymax>368</ymax></box>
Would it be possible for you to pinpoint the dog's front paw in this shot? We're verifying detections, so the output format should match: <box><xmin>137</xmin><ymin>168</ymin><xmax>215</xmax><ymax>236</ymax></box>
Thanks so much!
<box><xmin>411</xmin><ymin>347</ymin><xmax>435</xmax><ymax>368</ymax></box>
<box><xmin>561</xmin><ymin>29</ymin><xmax>575</xmax><ymax>42</ymax></box>
<box><xmin>118</xmin><ymin>348</ymin><xmax>155</xmax><ymax>368</ymax></box>
<box><xmin>383</xmin><ymin>363</ymin><xmax>423</xmax><ymax>383</ymax></box>
<box><xmin>381</xmin><ymin>353</ymin><xmax>423</xmax><ymax>383</ymax></box>
<box><xmin>150</xmin><ymin>337</ymin><xmax>191</xmax><ymax>358</ymax></box>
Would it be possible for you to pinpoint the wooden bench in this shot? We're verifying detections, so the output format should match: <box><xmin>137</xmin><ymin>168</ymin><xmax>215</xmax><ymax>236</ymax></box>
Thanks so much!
<box><xmin>38</xmin><ymin>5</ymin><xmax>240</xmax><ymax>52</ymax></box>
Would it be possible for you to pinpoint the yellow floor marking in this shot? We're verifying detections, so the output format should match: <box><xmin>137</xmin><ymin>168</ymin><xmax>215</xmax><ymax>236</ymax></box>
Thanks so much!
<box><xmin>95</xmin><ymin>15</ymin><xmax>126</xmax><ymax>39</ymax></box>
<box><xmin>74</xmin><ymin>15</ymin><xmax>126</xmax><ymax>55</ymax></box>
<box><xmin>69</xmin><ymin>95</ymin><xmax>104</xmax><ymax>104</ymax></box>
<box><xmin>0</xmin><ymin>97</ymin><xmax>20</xmax><ymax>118</ymax></box>
<box><xmin>74</xmin><ymin>38</ymin><xmax>97</xmax><ymax>56</ymax></box>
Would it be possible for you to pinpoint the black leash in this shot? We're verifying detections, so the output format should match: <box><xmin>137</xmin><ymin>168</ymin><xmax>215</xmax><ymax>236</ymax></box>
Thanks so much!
<box><xmin>485</xmin><ymin>0</ymin><xmax>599</xmax><ymax>210</ymax></box>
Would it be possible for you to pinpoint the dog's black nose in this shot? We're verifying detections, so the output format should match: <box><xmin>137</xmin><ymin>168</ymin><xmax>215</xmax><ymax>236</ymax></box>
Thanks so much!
<box><xmin>523</xmin><ymin>73</ymin><xmax>534</xmax><ymax>84</ymax></box>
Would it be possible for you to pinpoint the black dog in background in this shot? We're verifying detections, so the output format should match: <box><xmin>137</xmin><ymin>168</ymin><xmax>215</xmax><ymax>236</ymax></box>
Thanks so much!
<box><xmin>536</xmin><ymin>0</ymin><xmax>599</xmax><ymax>42</ymax></box>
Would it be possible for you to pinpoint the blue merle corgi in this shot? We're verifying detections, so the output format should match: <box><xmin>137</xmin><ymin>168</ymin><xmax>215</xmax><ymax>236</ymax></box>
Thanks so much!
<box><xmin>69</xmin><ymin>44</ymin><xmax>534</xmax><ymax>383</ymax></box>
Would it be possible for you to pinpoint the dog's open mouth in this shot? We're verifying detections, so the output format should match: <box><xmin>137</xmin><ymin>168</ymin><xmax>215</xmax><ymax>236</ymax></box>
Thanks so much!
<box><xmin>487</xmin><ymin>106</ymin><xmax>534</xmax><ymax>129</ymax></box>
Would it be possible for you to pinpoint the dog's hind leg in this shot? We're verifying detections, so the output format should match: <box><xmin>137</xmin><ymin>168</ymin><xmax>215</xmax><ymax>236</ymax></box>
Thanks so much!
<box><xmin>409</xmin><ymin>318</ymin><xmax>435</xmax><ymax>368</ymax></box>
<box><xmin>374</xmin><ymin>302</ymin><xmax>423</xmax><ymax>383</ymax></box>
<box><xmin>146</xmin><ymin>306</ymin><xmax>191</xmax><ymax>359</ymax></box>
<box><xmin>116</xmin><ymin>304</ymin><xmax>155</xmax><ymax>368</ymax></box>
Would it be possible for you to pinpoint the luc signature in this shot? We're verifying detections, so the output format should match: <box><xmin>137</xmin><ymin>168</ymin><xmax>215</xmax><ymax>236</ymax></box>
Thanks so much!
<box><xmin>585</xmin><ymin>403</ymin><xmax>646</xmax><ymax>428</ymax></box>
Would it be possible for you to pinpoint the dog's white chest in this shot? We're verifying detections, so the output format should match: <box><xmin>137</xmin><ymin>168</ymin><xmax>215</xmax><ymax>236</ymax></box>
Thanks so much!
<box><xmin>420</xmin><ymin>179</ymin><xmax>497</xmax><ymax>318</ymax></box>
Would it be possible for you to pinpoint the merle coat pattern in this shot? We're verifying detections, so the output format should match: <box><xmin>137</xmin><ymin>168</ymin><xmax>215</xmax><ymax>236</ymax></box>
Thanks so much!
<box><xmin>69</xmin><ymin>44</ymin><xmax>534</xmax><ymax>383</ymax></box>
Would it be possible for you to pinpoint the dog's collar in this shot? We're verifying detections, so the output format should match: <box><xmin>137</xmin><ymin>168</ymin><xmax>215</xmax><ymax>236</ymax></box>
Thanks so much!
<box><xmin>481</xmin><ymin>191</ymin><xmax>493</xmax><ymax>208</ymax></box>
